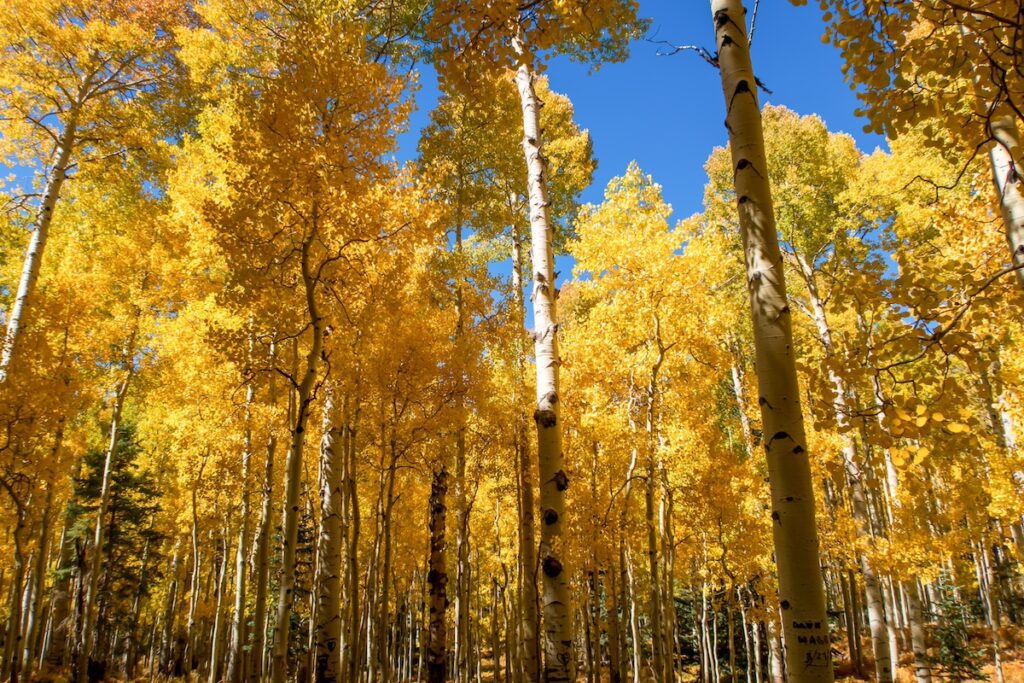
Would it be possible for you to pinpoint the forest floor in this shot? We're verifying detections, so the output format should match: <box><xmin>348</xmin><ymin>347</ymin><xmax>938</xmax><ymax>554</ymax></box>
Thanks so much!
<box><xmin>829</xmin><ymin>624</ymin><xmax>1024</xmax><ymax>682</ymax></box>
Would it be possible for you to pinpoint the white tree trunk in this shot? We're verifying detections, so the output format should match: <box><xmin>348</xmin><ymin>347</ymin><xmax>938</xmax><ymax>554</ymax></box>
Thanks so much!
<box><xmin>0</xmin><ymin>113</ymin><xmax>79</xmax><ymax>383</ymax></box>
<box><xmin>315</xmin><ymin>385</ymin><xmax>343</xmax><ymax>683</ymax></box>
<box><xmin>709</xmin><ymin>2</ymin><xmax>833</xmax><ymax>679</ymax></box>
<box><xmin>988</xmin><ymin>111</ymin><xmax>1024</xmax><ymax>290</ymax></box>
<box><xmin>226</xmin><ymin>339</ymin><xmax>256</xmax><ymax>683</ymax></box>
<box><xmin>513</xmin><ymin>39</ymin><xmax>574</xmax><ymax>683</ymax></box>
<box><xmin>511</xmin><ymin>229</ymin><xmax>540</xmax><ymax>683</ymax></box>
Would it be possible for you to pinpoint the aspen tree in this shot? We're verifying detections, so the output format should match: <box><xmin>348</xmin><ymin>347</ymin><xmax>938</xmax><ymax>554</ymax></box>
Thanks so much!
<box><xmin>708</xmin><ymin>2</ymin><xmax>833</xmax><ymax>679</ymax></box>
<box><xmin>226</xmin><ymin>331</ymin><xmax>257</xmax><ymax>683</ymax></box>
<box><xmin>314</xmin><ymin>385</ymin><xmax>343</xmax><ymax>683</ymax></box>
<box><xmin>511</xmin><ymin>42</ymin><xmax>575</xmax><ymax>681</ymax></box>
<box><xmin>0</xmin><ymin>0</ymin><xmax>182</xmax><ymax>382</ymax></box>
<box><xmin>427</xmin><ymin>466</ymin><xmax>449</xmax><ymax>683</ymax></box>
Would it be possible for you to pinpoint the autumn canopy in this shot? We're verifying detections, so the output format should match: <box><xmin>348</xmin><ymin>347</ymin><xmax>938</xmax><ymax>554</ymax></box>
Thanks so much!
<box><xmin>1</xmin><ymin>2</ymin><xmax>1023</xmax><ymax>683</ymax></box>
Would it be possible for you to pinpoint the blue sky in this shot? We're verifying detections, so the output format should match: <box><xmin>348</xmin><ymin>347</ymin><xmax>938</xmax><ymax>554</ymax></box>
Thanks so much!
<box><xmin>400</xmin><ymin>1</ymin><xmax>887</xmax><ymax>227</ymax></box>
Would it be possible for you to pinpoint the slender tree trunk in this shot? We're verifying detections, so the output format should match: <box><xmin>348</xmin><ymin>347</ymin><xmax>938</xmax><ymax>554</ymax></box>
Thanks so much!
<box><xmin>708</xmin><ymin>2</ymin><xmax>832</xmax><ymax>679</ymax></box>
<box><xmin>493</xmin><ymin>579</ymin><xmax>503</xmax><ymax>683</ymax></box>
<box><xmin>314</xmin><ymin>385</ymin><xmax>343</xmax><ymax>683</ymax></box>
<box><xmin>378</xmin><ymin>443</ymin><xmax>399</xmax><ymax>683</ymax></box>
<box><xmin>227</xmin><ymin>339</ymin><xmax>257</xmax><ymax>683</ymax></box>
<box><xmin>840</xmin><ymin>570</ymin><xmax>861</xmax><ymax>677</ymax></box>
<box><xmin>1</xmin><ymin>503</ymin><xmax>27</xmax><ymax>683</ymax></box>
<box><xmin>427</xmin><ymin>467</ymin><xmax>449</xmax><ymax>683</ymax></box>
<box><xmin>270</xmin><ymin>231</ymin><xmax>326</xmax><ymax>683</ymax></box>
<box><xmin>208</xmin><ymin>531</ymin><xmax>230</xmax><ymax>683</ymax></box>
<box><xmin>0</xmin><ymin>110</ymin><xmax>79</xmax><ymax>383</ymax></box>
<box><xmin>21</xmin><ymin>480</ymin><xmax>54</xmax><ymax>678</ymax></box>
<box><xmin>250</xmin><ymin>341</ymin><xmax>279</xmax><ymax>683</ymax></box>
<box><xmin>625</xmin><ymin>549</ymin><xmax>641</xmax><ymax>683</ymax></box>
<box><xmin>344</xmin><ymin>393</ymin><xmax>362</xmax><ymax>683</ymax></box>
<box><xmin>645</xmin><ymin>460</ymin><xmax>665</xmax><ymax>679</ymax></box>
<box><xmin>512</xmin><ymin>37</ymin><xmax>574</xmax><ymax>683</ymax></box>
<box><xmin>46</xmin><ymin>516</ymin><xmax>75</xmax><ymax>668</ymax></box>
<box><xmin>607</xmin><ymin>555</ymin><xmax>622</xmax><ymax>683</ymax></box>
<box><xmin>511</xmin><ymin>224</ymin><xmax>540</xmax><ymax>683</ymax></box>
<box><xmin>159</xmin><ymin>539</ymin><xmax>182</xmax><ymax>674</ymax></box>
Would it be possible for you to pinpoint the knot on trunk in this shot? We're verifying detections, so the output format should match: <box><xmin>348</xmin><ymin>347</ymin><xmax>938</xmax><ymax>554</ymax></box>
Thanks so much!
<box><xmin>552</xmin><ymin>469</ymin><xmax>569</xmax><ymax>492</ymax></box>
<box><xmin>542</xmin><ymin>508</ymin><xmax>559</xmax><ymax>526</ymax></box>
<box><xmin>427</xmin><ymin>569</ymin><xmax>447</xmax><ymax>588</ymax></box>
<box><xmin>542</xmin><ymin>555</ymin><xmax>563</xmax><ymax>578</ymax></box>
<box><xmin>534</xmin><ymin>408</ymin><xmax>557</xmax><ymax>428</ymax></box>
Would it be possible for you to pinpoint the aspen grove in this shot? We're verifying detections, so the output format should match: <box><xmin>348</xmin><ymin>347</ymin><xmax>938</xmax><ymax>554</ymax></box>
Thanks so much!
<box><xmin>3</xmin><ymin>1</ymin><xmax>1024</xmax><ymax>683</ymax></box>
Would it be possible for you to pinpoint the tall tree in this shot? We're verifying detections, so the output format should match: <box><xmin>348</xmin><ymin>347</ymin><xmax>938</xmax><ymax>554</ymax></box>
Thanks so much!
<box><xmin>706</xmin><ymin>2</ymin><xmax>834</xmax><ymax>680</ymax></box>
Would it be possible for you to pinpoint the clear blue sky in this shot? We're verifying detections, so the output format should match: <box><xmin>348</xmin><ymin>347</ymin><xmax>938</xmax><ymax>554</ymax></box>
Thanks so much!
<box><xmin>401</xmin><ymin>0</ymin><xmax>887</xmax><ymax>227</ymax></box>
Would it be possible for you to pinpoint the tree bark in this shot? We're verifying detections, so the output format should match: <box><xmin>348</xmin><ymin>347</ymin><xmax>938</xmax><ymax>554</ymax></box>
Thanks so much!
<box><xmin>250</xmin><ymin>340</ymin><xmax>279</xmax><ymax>683</ymax></box>
<box><xmin>709</xmin><ymin>2</ymin><xmax>833</xmax><ymax>679</ymax></box>
<box><xmin>513</xmin><ymin>40</ymin><xmax>574</xmax><ymax>682</ymax></box>
<box><xmin>988</xmin><ymin>111</ymin><xmax>1024</xmax><ymax>290</ymax></box>
<box><xmin>427</xmin><ymin>467</ymin><xmax>449</xmax><ymax>683</ymax></box>
<box><xmin>227</xmin><ymin>336</ymin><xmax>257</xmax><ymax>683</ymax></box>
<box><xmin>0</xmin><ymin>110</ymin><xmax>79</xmax><ymax>383</ymax></box>
<box><xmin>270</xmin><ymin>230</ymin><xmax>326</xmax><ymax>683</ymax></box>
<box><xmin>1</xmin><ymin>498</ymin><xmax>27</xmax><ymax>683</ymax></box>
<box><xmin>21</xmin><ymin>478</ymin><xmax>55</xmax><ymax>677</ymax></box>
<box><xmin>314</xmin><ymin>385</ymin><xmax>343</xmax><ymax>683</ymax></box>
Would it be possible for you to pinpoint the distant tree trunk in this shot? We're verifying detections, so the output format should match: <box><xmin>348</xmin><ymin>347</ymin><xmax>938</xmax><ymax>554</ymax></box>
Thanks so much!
<box><xmin>510</xmin><ymin>228</ymin><xmax>540</xmax><ymax>683</ymax></box>
<box><xmin>124</xmin><ymin>515</ymin><xmax>154</xmax><ymax>679</ymax></box>
<box><xmin>250</xmin><ymin>340</ymin><xmax>279</xmax><ymax>683</ymax></box>
<box><xmin>21</xmin><ymin>478</ymin><xmax>55</xmax><ymax>677</ymax></box>
<box><xmin>270</xmin><ymin>229</ymin><xmax>326</xmax><ymax>683</ymax></box>
<box><xmin>208</xmin><ymin>531</ymin><xmax>231</xmax><ymax>683</ymax></box>
<box><xmin>708</xmin><ymin>2</ymin><xmax>833</xmax><ymax>680</ymax></box>
<box><xmin>978</xmin><ymin>539</ymin><xmax>1005</xmax><ymax>683</ymax></box>
<box><xmin>1</xmin><ymin>497</ymin><xmax>27</xmax><ymax>683</ymax></box>
<box><xmin>607</xmin><ymin>552</ymin><xmax>623</xmax><ymax>683</ymax></box>
<box><xmin>315</xmin><ymin>386</ymin><xmax>343</xmax><ymax>683</ymax></box>
<box><xmin>159</xmin><ymin>539</ymin><xmax>183</xmax><ymax>674</ymax></box>
<box><xmin>427</xmin><ymin>467</ymin><xmax>449</xmax><ymax>683</ymax></box>
<box><xmin>343</xmin><ymin>392</ymin><xmax>363</xmax><ymax>683</ymax></box>
<box><xmin>378</xmin><ymin>443</ymin><xmax>399</xmax><ymax>683</ymax></box>
<box><xmin>227</xmin><ymin>340</ymin><xmax>257</xmax><ymax>683</ymax></box>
